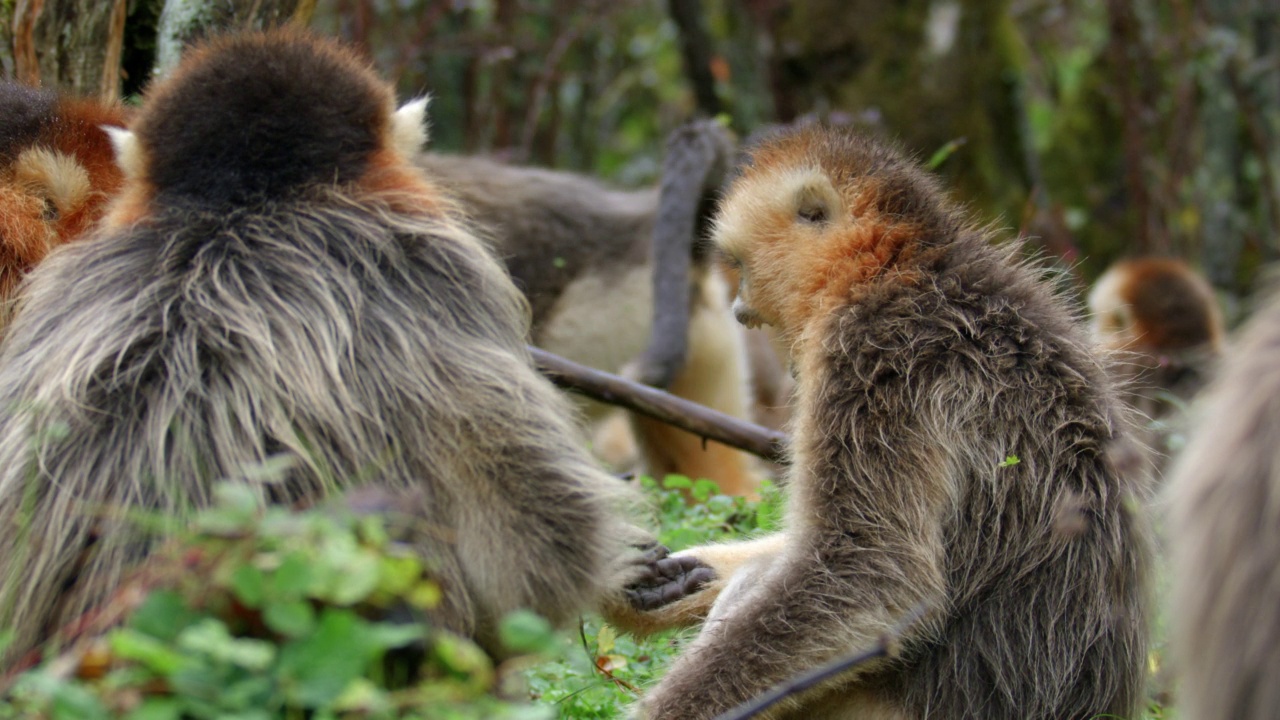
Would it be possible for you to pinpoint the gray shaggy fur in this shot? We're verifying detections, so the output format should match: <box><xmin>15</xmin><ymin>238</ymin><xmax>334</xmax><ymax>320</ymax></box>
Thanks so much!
<box><xmin>0</xmin><ymin>29</ymin><xmax>651</xmax><ymax>666</ymax></box>
<box><xmin>1169</xmin><ymin>289</ymin><xmax>1280</xmax><ymax>720</ymax></box>
<box><xmin>629</xmin><ymin>127</ymin><xmax>1152</xmax><ymax>719</ymax></box>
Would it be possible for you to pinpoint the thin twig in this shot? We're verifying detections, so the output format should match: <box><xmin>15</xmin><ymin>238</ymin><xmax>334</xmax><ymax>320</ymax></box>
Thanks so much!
<box><xmin>529</xmin><ymin>346</ymin><xmax>789</xmax><ymax>466</ymax></box>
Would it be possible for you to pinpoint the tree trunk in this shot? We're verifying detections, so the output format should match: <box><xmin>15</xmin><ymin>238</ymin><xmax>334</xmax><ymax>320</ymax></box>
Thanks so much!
<box><xmin>154</xmin><ymin>0</ymin><xmax>317</xmax><ymax>77</ymax></box>
<box><xmin>9</xmin><ymin>0</ymin><xmax>127</xmax><ymax>98</ymax></box>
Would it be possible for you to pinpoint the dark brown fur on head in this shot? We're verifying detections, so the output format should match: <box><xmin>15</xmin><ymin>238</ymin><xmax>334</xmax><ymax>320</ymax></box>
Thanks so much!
<box><xmin>619</xmin><ymin>125</ymin><xmax>1152</xmax><ymax>720</ymax></box>
<box><xmin>134</xmin><ymin>29</ymin><xmax>389</xmax><ymax>205</ymax></box>
<box><xmin>0</xmin><ymin>29</ymin><xmax>652</xmax><ymax>667</ymax></box>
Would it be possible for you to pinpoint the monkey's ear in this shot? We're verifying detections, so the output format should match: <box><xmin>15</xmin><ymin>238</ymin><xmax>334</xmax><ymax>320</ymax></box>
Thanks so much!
<box><xmin>103</xmin><ymin>126</ymin><xmax>144</xmax><ymax>182</ymax></box>
<box><xmin>793</xmin><ymin>174</ymin><xmax>841</xmax><ymax>227</ymax></box>
<box><xmin>391</xmin><ymin>96</ymin><xmax>431</xmax><ymax>157</ymax></box>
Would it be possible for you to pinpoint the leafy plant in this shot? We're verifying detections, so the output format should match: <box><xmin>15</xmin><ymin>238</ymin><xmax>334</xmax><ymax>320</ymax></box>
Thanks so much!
<box><xmin>0</xmin><ymin>483</ymin><xmax>554</xmax><ymax>720</ymax></box>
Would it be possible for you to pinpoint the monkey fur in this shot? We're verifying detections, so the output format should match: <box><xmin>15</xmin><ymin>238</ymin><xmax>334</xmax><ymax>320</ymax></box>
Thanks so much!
<box><xmin>1089</xmin><ymin>257</ymin><xmax>1223</xmax><ymax>472</ymax></box>
<box><xmin>417</xmin><ymin>137</ymin><xmax>772</xmax><ymax>497</ymax></box>
<box><xmin>618</xmin><ymin>126</ymin><xmax>1152</xmax><ymax>719</ymax></box>
<box><xmin>0</xmin><ymin>29</ymin><xmax>660</xmax><ymax>666</ymax></box>
<box><xmin>0</xmin><ymin>83</ymin><xmax>126</xmax><ymax>301</ymax></box>
<box><xmin>1168</xmin><ymin>288</ymin><xmax>1280</xmax><ymax>720</ymax></box>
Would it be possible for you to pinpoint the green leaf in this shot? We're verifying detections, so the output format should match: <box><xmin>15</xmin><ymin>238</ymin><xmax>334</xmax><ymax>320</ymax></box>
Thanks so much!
<box><xmin>661</xmin><ymin>475</ymin><xmax>693</xmax><ymax>490</ymax></box>
<box><xmin>230</xmin><ymin>564</ymin><xmax>267</xmax><ymax>609</ymax></box>
<box><xmin>124</xmin><ymin>699</ymin><xmax>182</xmax><ymax>720</ymax></box>
<box><xmin>432</xmin><ymin>633</ymin><xmax>494</xmax><ymax>685</ymax></box>
<box><xmin>51</xmin><ymin>684</ymin><xmax>108</xmax><ymax>720</ymax></box>
<box><xmin>498</xmin><ymin>610</ymin><xmax>556</xmax><ymax>655</ymax></box>
<box><xmin>177</xmin><ymin>619</ymin><xmax>275</xmax><ymax>671</ymax></box>
<box><xmin>926</xmin><ymin>137</ymin><xmax>968</xmax><ymax>170</ymax></box>
<box><xmin>212</xmin><ymin>483</ymin><xmax>260</xmax><ymax>516</ymax></box>
<box><xmin>128</xmin><ymin>590</ymin><xmax>199</xmax><ymax>642</ymax></box>
<box><xmin>691</xmin><ymin>479</ymin><xmax>720</xmax><ymax>502</ymax></box>
<box><xmin>365</xmin><ymin>621</ymin><xmax>425</xmax><ymax>651</ymax></box>
<box><xmin>262</xmin><ymin>600</ymin><xmax>316</xmax><ymax>638</ymax></box>
<box><xmin>278</xmin><ymin>610</ymin><xmax>377</xmax><ymax>707</ymax></box>
<box><xmin>407</xmin><ymin>580</ymin><xmax>443</xmax><ymax>610</ymax></box>
<box><xmin>109</xmin><ymin>629</ymin><xmax>191</xmax><ymax>675</ymax></box>
<box><xmin>270</xmin><ymin>551</ymin><xmax>314</xmax><ymax>599</ymax></box>
<box><xmin>376</xmin><ymin>553</ymin><xmax>424</xmax><ymax>597</ymax></box>
<box><xmin>311</xmin><ymin>536</ymin><xmax>381</xmax><ymax>605</ymax></box>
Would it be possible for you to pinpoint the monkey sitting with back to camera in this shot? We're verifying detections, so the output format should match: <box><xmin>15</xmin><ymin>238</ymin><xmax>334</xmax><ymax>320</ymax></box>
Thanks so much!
<box><xmin>0</xmin><ymin>80</ymin><xmax>778</xmax><ymax>498</ymax></box>
<box><xmin>617</xmin><ymin>126</ymin><xmax>1152</xmax><ymax>719</ymax></box>
<box><xmin>0</xmin><ymin>28</ymin><xmax>707</xmax><ymax>669</ymax></box>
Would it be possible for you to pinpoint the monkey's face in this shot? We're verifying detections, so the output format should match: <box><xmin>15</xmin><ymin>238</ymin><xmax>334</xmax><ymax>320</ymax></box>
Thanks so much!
<box><xmin>713</xmin><ymin>165</ymin><xmax>845</xmax><ymax>337</ymax></box>
<box><xmin>0</xmin><ymin>143</ymin><xmax>117</xmax><ymax>289</ymax></box>
<box><xmin>715</xmin><ymin>169</ymin><xmax>922</xmax><ymax>350</ymax></box>
<box><xmin>0</xmin><ymin>99</ymin><xmax>124</xmax><ymax>293</ymax></box>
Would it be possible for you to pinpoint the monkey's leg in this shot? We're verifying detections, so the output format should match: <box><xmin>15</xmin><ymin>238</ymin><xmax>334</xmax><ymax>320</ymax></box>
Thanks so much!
<box><xmin>635</xmin><ymin>556</ymin><xmax>906</xmax><ymax>720</ymax></box>
<box><xmin>631</xmin><ymin>273</ymin><xmax>765</xmax><ymax>497</ymax></box>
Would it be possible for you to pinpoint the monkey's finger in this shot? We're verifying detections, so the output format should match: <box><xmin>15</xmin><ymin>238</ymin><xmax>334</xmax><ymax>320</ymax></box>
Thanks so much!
<box><xmin>636</xmin><ymin>542</ymin><xmax>671</xmax><ymax>564</ymax></box>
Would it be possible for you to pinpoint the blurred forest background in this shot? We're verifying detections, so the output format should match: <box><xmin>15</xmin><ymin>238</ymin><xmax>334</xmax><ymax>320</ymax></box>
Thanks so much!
<box><xmin>3</xmin><ymin>0</ymin><xmax>1279</xmax><ymax>313</ymax></box>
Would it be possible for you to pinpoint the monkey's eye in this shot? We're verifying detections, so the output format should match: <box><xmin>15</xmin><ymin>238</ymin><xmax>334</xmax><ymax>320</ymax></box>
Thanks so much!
<box><xmin>797</xmin><ymin>203</ymin><xmax>828</xmax><ymax>225</ymax></box>
<box><xmin>41</xmin><ymin>197</ymin><xmax>59</xmax><ymax>221</ymax></box>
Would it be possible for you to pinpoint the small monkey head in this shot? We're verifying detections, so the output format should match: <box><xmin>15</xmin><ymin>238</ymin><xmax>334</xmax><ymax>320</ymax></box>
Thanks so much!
<box><xmin>1088</xmin><ymin>257</ymin><xmax>1223</xmax><ymax>354</ymax></box>
<box><xmin>108</xmin><ymin>29</ymin><xmax>429</xmax><ymax>215</ymax></box>
<box><xmin>712</xmin><ymin>126</ymin><xmax>949</xmax><ymax>341</ymax></box>
<box><xmin>0</xmin><ymin>83</ymin><xmax>126</xmax><ymax>293</ymax></box>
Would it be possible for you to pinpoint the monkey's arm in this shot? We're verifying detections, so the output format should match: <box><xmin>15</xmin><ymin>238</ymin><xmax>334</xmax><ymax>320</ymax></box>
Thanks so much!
<box><xmin>604</xmin><ymin>533</ymin><xmax>788</xmax><ymax>634</ymax></box>
<box><xmin>637</xmin><ymin>443</ymin><xmax>951</xmax><ymax>719</ymax></box>
<box><xmin>441</xmin><ymin>342</ymin><xmax>663</xmax><ymax>634</ymax></box>
<box><xmin>630</xmin><ymin>120</ymin><xmax>734</xmax><ymax>388</ymax></box>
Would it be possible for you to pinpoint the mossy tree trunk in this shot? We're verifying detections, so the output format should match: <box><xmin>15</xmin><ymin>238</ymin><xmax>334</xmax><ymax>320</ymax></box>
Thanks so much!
<box><xmin>0</xmin><ymin>0</ymin><xmax>315</xmax><ymax>98</ymax></box>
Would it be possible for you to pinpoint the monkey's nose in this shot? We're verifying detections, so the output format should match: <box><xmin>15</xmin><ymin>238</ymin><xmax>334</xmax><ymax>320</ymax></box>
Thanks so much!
<box><xmin>733</xmin><ymin>302</ymin><xmax>762</xmax><ymax>329</ymax></box>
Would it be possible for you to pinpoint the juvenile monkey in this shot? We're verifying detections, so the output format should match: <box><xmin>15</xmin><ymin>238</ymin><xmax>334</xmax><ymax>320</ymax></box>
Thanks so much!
<box><xmin>418</xmin><ymin>129</ymin><xmax>771</xmax><ymax>496</ymax></box>
<box><xmin>0</xmin><ymin>29</ymin><xmax>658</xmax><ymax>666</ymax></box>
<box><xmin>1169</xmin><ymin>288</ymin><xmax>1280</xmax><ymax>720</ymax></box>
<box><xmin>1089</xmin><ymin>257</ymin><xmax>1223</xmax><ymax>471</ymax></box>
<box><xmin>619</xmin><ymin>127</ymin><xmax>1152</xmax><ymax>719</ymax></box>
<box><xmin>0</xmin><ymin>83</ymin><xmax>126</xmax><ymax>299</ymax></box>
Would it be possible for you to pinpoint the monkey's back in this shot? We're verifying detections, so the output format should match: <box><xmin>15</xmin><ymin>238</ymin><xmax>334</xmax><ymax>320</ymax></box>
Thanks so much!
<box><xmin>0</xmin><ymin>194</ymin><xmax>614</xmax><ymax>661</ymax></box>
<box><xmin>799</xmin><ymin>234</ymin><xmax>1151</xmax><ymax>718</ymax></box>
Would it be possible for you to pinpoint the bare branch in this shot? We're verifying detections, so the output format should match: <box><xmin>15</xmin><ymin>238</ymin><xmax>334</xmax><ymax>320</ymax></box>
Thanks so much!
<box><xmin>529</xmin><ymin>346</ymin><xmax>789</xmax><ymax>466</ymax></box>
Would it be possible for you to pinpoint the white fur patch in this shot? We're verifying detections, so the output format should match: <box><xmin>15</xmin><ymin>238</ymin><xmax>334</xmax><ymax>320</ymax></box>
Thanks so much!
<box><xmin>391</xmin><ymin>97</ymin><xmax>431</xmax><ymax>157</ymax></box>
<box><xmin>14</xmin><ymin>148</ymin><xmax>91</xmax><ymax>215</ymax></box>
<box><xmin>713</xmin><ymin>166</ymin><xmax>839</xmax><ymax>257</ymax></box>
<box><xmin>1087</xmin><ymin>266</ymin><xmax>1133</xmax><ymax>344</ymax></box>
<box><xmin>103</xmin><ymin>126</ymin><xmax>144</xmax><ymax>182</ymax></box>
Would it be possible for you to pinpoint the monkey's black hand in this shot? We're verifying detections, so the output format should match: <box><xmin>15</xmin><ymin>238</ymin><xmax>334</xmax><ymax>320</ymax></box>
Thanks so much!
<box><xmin>625</xmin><ymin>545</ymin><xmax>716</xmax><ymax>611</ymax></box>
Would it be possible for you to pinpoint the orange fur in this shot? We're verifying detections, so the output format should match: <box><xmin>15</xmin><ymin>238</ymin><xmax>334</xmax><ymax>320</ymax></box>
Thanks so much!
<box><xmin>0</xmin><ymin>90</ymin><xmax>126</xmax><ymax>296</ymax></box>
